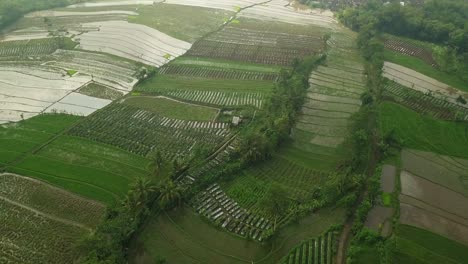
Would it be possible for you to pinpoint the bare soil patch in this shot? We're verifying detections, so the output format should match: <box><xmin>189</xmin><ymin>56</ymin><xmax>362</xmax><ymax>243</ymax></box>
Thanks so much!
<box><xmin>381</xmin><ymin>164</ymin><xmax>396</xmax><ymax>192</ymax></box>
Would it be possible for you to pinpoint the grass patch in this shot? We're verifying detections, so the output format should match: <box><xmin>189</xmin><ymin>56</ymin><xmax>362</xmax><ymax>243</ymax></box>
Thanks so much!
<box><xmin>136</xmin><ymin>74</ymin><xmax>274</xmax><ymax>94</ymax></box>
<box><xmin>172</xmin><ymin>56</ymin><xmax>282</xmax><ymax>73</ymax></box>
<box><xmin>379</xmin><ymin>102</ymin><xmax>468</xmax><ymax>159</ymax></box>
<box><xmin>381</xmin><ymin>192</ymin><xmax>392</xmax><ymax>206</ymax></box>
<box><xmin>79</xmin><ymin>83</ymin><xmax>123</xmax><ymax>100</ymax></box>
<box><xmin>123</xmin><ymin>97</ymin><xmax>219</xmax><ymax>121</ymax></box>
<box><xmin>66</xmin><ymin>69</ymin><xmax>77</xmax><ymax>76</ymax></box>
<box><xmin>384</xmin><ymin>50</ymin><xmax>467</xmax><ymax>92</ymax></box>
<box><xmin>128</xmin><ymin>4</ymin><xmax>233</xmax><ymax>43</ymax></box>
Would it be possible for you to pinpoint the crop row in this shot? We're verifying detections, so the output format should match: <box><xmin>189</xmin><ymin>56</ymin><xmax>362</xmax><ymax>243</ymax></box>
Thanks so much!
<box><xmin>178</xmin><ymin>139</ymin><xmax>238</xmax><ymax>186</ymax></box>
<box><xmin>0</xmin><ymin>38</ymin><xmax>64</xmax><ymax>57</ymax></box>
<box><xmin>68</xmin><ymin>104</ymin><xmax>230</xmax><ymax>159</ymax></box>
<box><xmin>187</xmin><ymin>40</ymin><xmax>317</xmax><ymax>66</ymax></box>
<box><xmin>280</xmin><ymin>232</ymin><xmax>334</xmax><ymax>264</ymax></box>
<box><xmin>383</xmin><ymin>80</ymin><xmax>468</xmax><ymax>120</ymax></box>
<box><xmin>0</xmin><ymin>199</ymin><xmax>86</xmax><ymax>264</ymax></box>
<box><xmin>159</xmin><ymin>89</ymin><xmax>266</xmax><ymax>108</ymax></box>
<box><xmin>207</xmin><ymin>26</ymin><xmax>325</xmax><ymax>50</ymax></box>
<box><xmin>191</xmin><ymin>183</ymin><xmax>272</xmax><ymax>241</ymax></box>
<box><xmin>159</xmin><ymin>65</ymin><xmax>278</xmax><ymax>81</ymax></box>
<box><xmin>384</xmin><ymin>39</ymin><xmax>438</xmax><ymax>67</ymax></box>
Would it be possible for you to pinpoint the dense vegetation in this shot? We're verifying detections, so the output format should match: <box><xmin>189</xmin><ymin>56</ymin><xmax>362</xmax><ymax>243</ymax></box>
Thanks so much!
<box><xmin>338</xmin><ymin>0</ymin><xmax>468</xmax><ymax>84</ymax></box>
<box><xmin>0</xmin><ymin>0</ymin><xmax>84</xmax><ymax>30</ymax></box>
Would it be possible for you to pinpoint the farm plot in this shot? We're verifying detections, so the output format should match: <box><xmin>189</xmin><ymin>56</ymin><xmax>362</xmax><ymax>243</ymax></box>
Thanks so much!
<box><xmin>399</xmin><ymin>170</ymin><xmax>468</xmax><ymax>245</ymax></box>
<box><xmin>293</xmin><ymin>28</ymin><xmax>365</xmax><ymax>149</ymax></box>
<box><xmin>383</xmin><ymin>61</ymin><xmax>468</xmax><ymax>107</ymax></box>
<box><xmin>205</xmin><ymin>26</ymin><xmax>325</xmax><ymax>50</ymax></box>
<box><xmin>378</xmin><ymin>102</ymin><xmax>468</xmax><ymax>159</ymax></box>
<box><xmin>0</xmin><ymin>28</ymin><xmax>51</xmax><ymax>42</ymax></box>
<box><xmin>0</xmin><ymin>114</ymin><xmax>80</xmax><ymax>165</ymax></box>
<box><xmin>365</xmin><ymin>206</ymin><xmax>394</xmax><ymax>237</ymax></box>
<box><xmin>388</xmin><ymin>225</ymin><xmax>468</xmax><ymax>264</ymax></box>
<box><xmin>48</xmin><ymin>49</ymin><xmax>142</xmax><ymax>92</ymax></box>
<box><xmin>384</xmin><ymin>37</ymin><xmax>438</xmax><ymax>67</ymax></box>
<box><xmin>237</xmin><ymin>0</ymin><xmax>337</xmax><ymax>27</ymax></box>
<box><xmin>0</xmin><ymin>38</ymin><xmax>74</xmax><ymax>57</ymax></box>
<box><xmin>67</xmin><ymin>0</ymin><xmax>158</xmax><ymax>8</ymax></box>
<box><xmin>8</xmin><ymin>134</ymin><xmax>152</xmax><ymax>204</ymax></box>
<box><xmin>383</xmin><ymin>80</ymin><xmax>468</xmax><ymax>121</ymax></box>
<box><xmin>401</xmin><ymin>149</ymin><xmax>468</xmax><ymax>198</ymax></box>
<box><xmin>45</xmin><ymin>92</ymin><xmax>112</xmax><ymax>116</ymax></box>
<box><xmin>163</xmin><ymin>0</ymin><xmax>265</xmax><ymax>11</ymax></box>
<box><xmin>128</xmin><ymin>4</ymin><xmax>234</xmax><ymax>43</ymax></box>
<box><xmin>0</xmin><ymin>173</ymin><xmax>105</xmax><ymax>264</ymax></box>
<box><xmin>296</xmin><ymin>66</ymin><xmax>364</xmax><ymax>148</ymax></box>
<box><xmin>68</xmin><ymin>103</ymin><xmax>231</xmax><ymax>160</ymax></box>
<box><xmin>136</xmin><ymin>74</ymin><xmax>273</xmax><ymax>108</ymax></box>
<box><xmin>75</xmin><ymin>20</ymin><xmax>191</xmax><ymax>67</ymax></box>
<box><xmin>221</xmin><ymin>156</ymin><xmax>330</xmax><ymax>219</ymax></box>
<box><xmin>0</xmin><ymin>65</ymin><xmax>91</xmax><ymax>123</ymax></box>
<box><xmin>191</xmin><ymin>183</ymin><xmax>272</xmax><ymax>241</ymax></box>
<box><xmin>187</xmin><ymin>40</ymin><xmax>321</xmax><ymax>66</ymax></box>
<box><xmin>186</xmin><ymin>17</ymin><xmax>326</xmax><ymax>66</ymax></box>
<box><xmin>130</xmin><ymin>205</ymin><xmax>344</xmax><ymax>263</ymax></box>
<box><xmin>79</xmin><ymin>83</ymin><xmax>124</xmax><ymax>100</ymax></box>
<box><xmin>280</xmin><ymin>232</ymin><xmax>334</xmax><ymax>264</ymax></box>
<box><xmin>123</xmin><ymin>96</ymin><xmax>219</xmax><ymax>121</ymax></box>
<box><xmin>158</xmin><ymin>65</ymin><xmax>279</xmax><ymax>81</ymax></box>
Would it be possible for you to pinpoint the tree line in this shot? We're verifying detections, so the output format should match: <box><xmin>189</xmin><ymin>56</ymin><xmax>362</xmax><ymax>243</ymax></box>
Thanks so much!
<box><xmin>0</xmin><ymin>0</ymin><xmax>85</xmax><ymax>30</ymax></box>
<box><xmin>338</xmin><ymin>0</ymin><xmax>468</xmax><ymax>85</ymax></box>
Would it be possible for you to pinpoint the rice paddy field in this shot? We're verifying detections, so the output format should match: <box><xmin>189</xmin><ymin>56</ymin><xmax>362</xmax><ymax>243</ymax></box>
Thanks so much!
<box><xmin>290</xmin><ymin>27</ymin><xmax>365</xmax><ymax>169</ymax></box>
<box><xmin>379</xmin><ymin>102</ymin><xmax>468</xmax><ymax>159</ymax></box>
<box><xmin>387</xmin><ymin>225</ymin><xmax>468</xmax><ymax>264</ymax></box>
<box><xmin>0</xmin><ymin>0</ymin><xmax>385</xmax><ymax>263</ymax></box>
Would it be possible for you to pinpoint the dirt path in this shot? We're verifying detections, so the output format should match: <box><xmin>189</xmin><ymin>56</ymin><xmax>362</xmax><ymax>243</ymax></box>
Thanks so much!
<box><xmin>0</xmin><ymin>195</ymin><xmax>91</xmax><ymax>231</ymax></box>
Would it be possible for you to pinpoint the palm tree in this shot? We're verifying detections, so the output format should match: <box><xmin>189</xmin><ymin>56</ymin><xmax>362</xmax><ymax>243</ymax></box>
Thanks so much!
<box><xmin>151</xmin><ymin>151</ymin><xmax>164</xmax><ymax>177</ymax></box>
<box><xmin>123</xmin><ymin>177</ymin><xmax>156</xmax><ymax>216</ymax></box>
<box><xmin>157</xmin><ymin>180</ymin><xmax>183</xmax><ymax>209</ymax></box>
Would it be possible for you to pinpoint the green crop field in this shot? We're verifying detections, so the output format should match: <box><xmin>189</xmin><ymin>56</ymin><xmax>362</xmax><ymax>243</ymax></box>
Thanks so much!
<box><xmin>123</xmin><ymin>96</ymin><xmax>219</xmax><ymax>121</ymax></box>
<box><xmin>379</xmin><ymin>102</ymin><xmax>468</xmax><ymax>159</ymax></box>
<box><xmin>1</xmin><ymin>115</ymin><xmax>152</xmax><ymax>204</ymax></box>
<box><xmin>128</xmin><ymin>4</ymin><xmax>233</xmax><ymax>43</ymax></box>
<box><xmin>387</xmin><ymin>225</ymin><xmax>468</xmax><ymax>264</ymax></box>
<box><xmin>136</xmin><ymin>74</ymin><xmax>274</xmax><ymax>94</ymax></box>
<box><xmin>0</xmin><ymin>114</ymin><xmax>80</xmax><ymax>164</ymax></box>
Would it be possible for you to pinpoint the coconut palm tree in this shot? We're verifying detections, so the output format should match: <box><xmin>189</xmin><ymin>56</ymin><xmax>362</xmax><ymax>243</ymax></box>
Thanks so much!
<box><xmin>151</xmin><ymin>151</ymin><xmax>164</xmax><ymax>177</ymax></box>
<box><xmin>157</xmin><ymin>180</ymin><xmax>183</xmax><ymax>209</ymax></box>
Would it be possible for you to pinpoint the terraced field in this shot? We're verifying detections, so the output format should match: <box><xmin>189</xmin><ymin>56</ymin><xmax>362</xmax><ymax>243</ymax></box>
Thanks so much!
<box><xmin>292</xmin><ymin>28</ymin><xmax>365</xmax><ymax>163</ymax></box>
<box><xmin>384</xmin><ymin>35</ymin><xmax>438</xmax><ymax>67</ymax></box>
<box><xmin>137</xmin><ymin>66</ymin><xmax>275</xmax><ymax>108</ymax></box>
<box><xmin>0</xmin><ymin>1</ymin><xmax>365</xmax><ymax>263</ymax></box>
<box><xmin>383</xmin><ymin>61</ymin><xmax>468</xmax><ymax>107</ymax></box>
<box><xmin>0</xmin><ymin>173</ymin><xmax>105</xmax><ymax>263</ymax></box>
<box><xmin>399</xmin><ymin>149</ymin><xmax>468</xmax><ymax>246</ymax></box>
<box><xmin>68</xmin><ymin>102</ymin><xmax>231</xmax><ymax>160</ymax></box>
<box><xmin>187</xmin><ymin>17</ymin><xmax>327</xmax><ymax>66</ymax></box>
<box><xmin>383</xmin><ymin>80</ymin><xmax>468</xmax><ymax>120</ymax></box>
